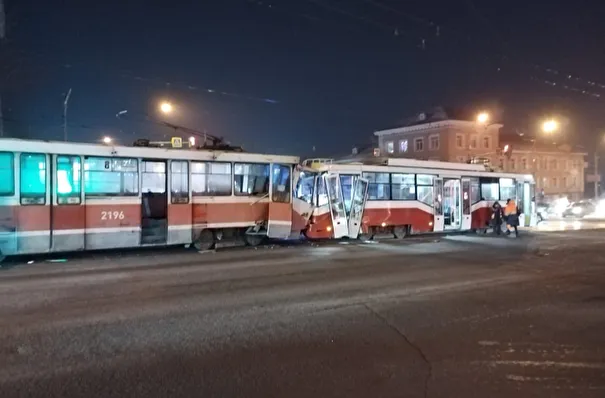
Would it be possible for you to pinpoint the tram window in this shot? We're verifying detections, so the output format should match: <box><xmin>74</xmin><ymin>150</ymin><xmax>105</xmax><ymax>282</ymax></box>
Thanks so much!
<box><xmin>339</xmin><ymin>174</ymin><xmax>355</xmax><ymax>213</ymax></box>
<box><xmin>416</xmin><ymin>186</ymin><xmax>433</xmax><ymax>206</ymax></box>
<box><xmin>0</xmin><ymin>152</ymin><xmax>14</xmax><ymax>196</ymax></box>
<box><xmin>499</xmin><ymin>178</ymin><xmax>516</xmax><ymax>202</ymax></box>
<box><xmin>416</xmin><ymin>174</ymin><xmax>434</xmax><ymax>186</ymax></box>
<box><xmin>234</xmin><ymin>163</ymin><xmax>270</xmax><ymax>196</ymax></box>
<box><xmin>84</xmin><ymin>157</ymin><xmax>139</xmax><ymax>196</ymax></box>
<box><xmin>191</xmin><ymin>161</ymin><xmax>232</xmax><ymax>196</ymax></box>
<box><xmin>56</xmin><ymin>155</ymin><xmax>81</xmax><ymax>204</ymax></box>
<box><xmin>142</xmin><ymin>161</ymin><xmax>166</xmax><ymax>193</ymax></box>
<box><xmin>20</xmin><ymin>153</ymin><xmax>46</xmax><ymax>204</ymax></box>
<box><xmin>363</xmin><ymin>172</ymin><xmax>390</xmax><ymax>200</ymax></box>
<box><xmin>170</xmin><ymin>161</ymin><xmax>189</xmax><ymax>203</ymax></box>
<box><xmin>295</xmin><ymin>171</ymin><xmax>315</xmax><ymax>204</ymax></box>
<box><xmin>480</xmin><ymin>177</ymin><xmax>499</xmax><ymax>200</ymax></box>
<box><xmin>391</xmin><ymin>173</ymin><xmax>415</xmax><ymax>200</ymax></box>
<box><xmin>317</xmin><ymin>175</ymin><xmax>329</xmax><ymax>206</ymax></box>
<box><xmin>470</xmin><ymin>178</ymin><xmax>481</xmax><ymax>204</ymax></box>
<box><xmin>272</xmin><ymin>164</ymin><xmax>291</xmax><ymax>203</ymax></box>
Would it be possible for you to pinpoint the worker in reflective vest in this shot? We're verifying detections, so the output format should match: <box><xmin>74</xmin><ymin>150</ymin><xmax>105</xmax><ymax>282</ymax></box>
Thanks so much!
<box><xmin>504</xmin><ymin>199</ymin><xmax>519</xmax><ymax>237</ymax></box>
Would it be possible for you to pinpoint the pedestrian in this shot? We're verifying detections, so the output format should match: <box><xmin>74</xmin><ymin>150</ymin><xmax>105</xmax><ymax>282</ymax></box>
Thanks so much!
<box><xmin>492</xmin><ymin>201</ymin><xmax>503</xmax><ymax>235</ymax></box>
<box><xmin>504</xmin><ymin>198</ymin><xmax>519</xmax><ymax>237</ymax></box>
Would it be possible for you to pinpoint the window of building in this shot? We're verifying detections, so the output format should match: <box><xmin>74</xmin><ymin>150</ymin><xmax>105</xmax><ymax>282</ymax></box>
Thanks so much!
<box><xmin>456</xmin><ymin>134</ymin><xmax>464</xmax><ymax>149</ymax></box>
<box><xmin>142</xmin><ymin>161</ymin><xmax>166</xmax><ymax>193</ymax></box>
<box><xmin>170</xmin><ymin>161</ymin><xmax>189</xmax><ymax>203</ymax></box>
<box><xmin>470</xmin><ymin>178</ymin><xmax>480</xmax><ymax>204</ymax></box>
<box><xmin>429</xmin><ymin>135</ymin><xmax>440</xmax><ymax>150</ymax></box>
<box><xmin>414</xmin><ymin>138</ymin><xmax>424</xmax><ymax>152</ymax></box>
<box><xmin>541</xmin><ymin>158</ymin><xmax>547</xmax><ymax>170</ymax></box>
<box><xmin>0</xmin><ymin>152</ymin><xmax>14</xmax><ymax>196</ymax></box>
<box><xmin>551</xmin><ymin>177</ymin><xmax>557</xmax><ymax>188</ymax></box>
<box><xmin>416</xmin><ymin>174</ymin><xmax>434</xmax><ymax>206</ymax></box>
<box><xmin>191</xmin><ymin>162</ymin><xmax>232</xmax><ymax>196</ymax></box>
<box><xmin>295</xmin><ymin>171</ymin><xmax>316</xmax><ymax>204</ymax></box>
<box><xmin>386</xmin><ymin>141</ymin><xmax>394</xmax><ymax>154</ymax></box>
<box><xmin>480</xmin><ymin>177</ymin><xmax>499</xmax><ymax>200</ymax></box>
<box><xmin>272</xmin><ymin>164</ymin><xmax>291</xmax><ymax>203</ymax></box>
<box><xmin>499</xmin><ymin>178</ymin><xmax>515</xmax><ymax>201</ymax></box>
<box><xmin>562</xmin><ymin>176</ymin><xmax>567</xmax><ymax>188</ymax></box>
<box><xmin>56</xmin><ymin>155</ymin><xmax>81</xmax><ymax>204</ymax></box>
<box><xmin>483</xmin><ymin>136</ymin><xmax>490</xmax><ymax>149</ymax></box>
<box><xmin>550</xmin><ymin>159</ymin><xmax>557</xmax><ymax>170</ymax></box>
<box><xmin>399</xmin><ymin>140</ymin><xmax>408</xmax><ymax>153</ymax></box>
<box><xmin>391</xmin><ymin>173</ymin><xmax>415</xmax><ymax>200</ymax></box>
<box><xmin>521</xmin><ymin>158</ymin><xmax>527</xmax><ymax>170</ymax></box>
<box><xmin>498</xmin><ymin>158</ymin><xmax>504</xmax><ymax>169</ymax></box>
<box><xmin>84</xmin><ymin>157</ymin><xmax>138</xmax><ymax>196</ymax></box>
<box><xmin>470</xmin><ymin>135</ymin><xmax>478</xmax><ymax>149</ymax></box>
<box><xmin>234</xmin><ymin>163</ymin><xmax>270</xmax><ymax>196</ymax></box>
<box><xmin>363</xmin><ymin>172</ymin><xmax>390</xmax><ymax>200</ymax></box>
<box><xmin>572</xmin><ymin>176</ymin><xmax>577</xmax><ymax>188</ymax></box>
<box><xmin>20</xmin><ymin>153</ymin><xmax>47</xmax><ymax>204</ymax></box>
<box><xmin>509</xmin><ymin>158</ymin><xmax>515</xmax><ymax>170</ymax></box>
<box><xmin>572</xmin><ymin>159</ymin><xmax>580</xmax><ymax>169</ymax></box>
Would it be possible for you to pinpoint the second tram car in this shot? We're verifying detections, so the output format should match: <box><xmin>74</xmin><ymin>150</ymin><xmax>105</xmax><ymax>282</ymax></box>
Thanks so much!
<box><xmin>295</xmin><ymin>157</ymin><xmax>536</xmax><ymax>240</ymax></box>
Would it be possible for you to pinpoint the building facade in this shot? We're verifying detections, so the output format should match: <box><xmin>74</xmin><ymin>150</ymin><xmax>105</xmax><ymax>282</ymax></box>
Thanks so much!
<box><xmin>374</xmin><ymin>111</ymin><xmax>501</xmax><ymax>164</ymax></box>
<box><xmin>373</xmin><ymin>109</ymin><xmax>586</xmax><ymax>201</ymax></box>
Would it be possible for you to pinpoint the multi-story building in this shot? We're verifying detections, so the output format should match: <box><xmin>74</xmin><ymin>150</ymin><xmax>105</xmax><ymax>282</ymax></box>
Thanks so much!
<box><xmin>490</xmin><ymin>139</ymin><xmax>586</xmax><ymax>202</ymax></box>
<box><xmin>372</xmin><ymin>107</ymin><xmax>586</xmax><ymax>201</ymax></box>
<box><xmin>374</xmin><ymin>108</ymin><xmax>501</xmax><ymax>163</ymax></box>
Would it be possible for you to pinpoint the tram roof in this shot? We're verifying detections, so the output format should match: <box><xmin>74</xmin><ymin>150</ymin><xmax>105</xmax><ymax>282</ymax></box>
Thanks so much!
<box><xmin>0</xmin><ymin>138</ymin><xmax>300</xmax><ymax>164</ymax></box>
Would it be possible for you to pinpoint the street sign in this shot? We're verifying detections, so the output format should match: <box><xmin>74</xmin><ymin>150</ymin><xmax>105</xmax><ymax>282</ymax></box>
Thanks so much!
<box><xmin>171</xmin><ymin>137</ymin><xmax>183</xmax><ymax>148</ymax></box>
<box><xmin>586</xmin><ymin>174</ymin><xmax>601</xmax><ymax>183</ymax></box>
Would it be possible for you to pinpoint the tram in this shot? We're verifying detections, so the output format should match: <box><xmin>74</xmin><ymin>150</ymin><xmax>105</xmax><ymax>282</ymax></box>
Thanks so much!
<box><xmin>294</xmin><ymin>157</ymin><xmax>537</xmax><ymax>240</ymax></box>
<box><xmin>0</xmin><ymin>138</ymin><xmax>302</xmax><ymax>260</ymax></box>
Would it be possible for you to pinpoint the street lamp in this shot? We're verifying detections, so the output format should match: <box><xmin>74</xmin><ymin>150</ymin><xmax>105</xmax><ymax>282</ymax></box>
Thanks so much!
<box><xmin>542</xmin><ymin>119</ymin><xmax>559</xmax><ymax>134</ymax></box>
<box><xmin>477</xmin><ymin>112</ymin><xmax>489</xmax><ymax>124</ymax></box>
<box><xmin>102</xmin><ymin>136</ymin><xmax>113</xmax><ymax>145</ymax></box>
<box><xmin>159</xmin><ymin>101</ymin><xmax>174</xmax><ymax>115</ymax></box>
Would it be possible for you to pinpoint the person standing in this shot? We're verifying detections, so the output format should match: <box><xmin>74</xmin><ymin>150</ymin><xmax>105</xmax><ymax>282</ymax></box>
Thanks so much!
<box><xmin>492</xmin><ymin>201</ymin><xmax>503</xmax><ymax>235</ymax></box>
<box><xmin>504</xmin><ymin>199</ymin><xmax>519</xmax><ymax>237</ymax></box>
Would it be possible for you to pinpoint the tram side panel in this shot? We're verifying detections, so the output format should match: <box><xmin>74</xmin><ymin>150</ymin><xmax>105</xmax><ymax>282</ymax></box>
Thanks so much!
<box><xmin>470</xmin><ymin>201</ymin><xmax>492</xmax><ymax>231</ymax></box>
<box><xmin>363</xmin><ymin>202</ymin><xmax>434</xmax><ymax>234</ymax></box>
<box><xmin>84</xmin><ymin>197</ymin><xmax>142</xmax><ymax>250</ymax></box>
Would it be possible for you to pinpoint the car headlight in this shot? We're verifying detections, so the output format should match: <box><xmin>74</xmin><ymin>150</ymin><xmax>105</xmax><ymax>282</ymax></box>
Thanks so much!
<box><xmin>572</xmin><ymin>207</ymin><xmax>582</xmax><ymax>215</ymax></box>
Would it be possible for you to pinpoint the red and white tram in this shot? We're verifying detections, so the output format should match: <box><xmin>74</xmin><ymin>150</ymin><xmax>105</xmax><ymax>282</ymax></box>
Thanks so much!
<box><xmin>294</xmin><ymin>157</ymin><xmax>537</xmax><ymax>240</ymax></box>
<box><xmin>0</xmin><ymin>138</ymin><xmax>302</xmax><ymax>260</ymax></box>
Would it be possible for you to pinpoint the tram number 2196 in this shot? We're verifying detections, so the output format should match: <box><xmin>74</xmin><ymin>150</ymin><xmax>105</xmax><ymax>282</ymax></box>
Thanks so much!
<box><xmin>101</xmin><ymin>211</ymin><xmax>125</xmax><ymax>220</ymax></box>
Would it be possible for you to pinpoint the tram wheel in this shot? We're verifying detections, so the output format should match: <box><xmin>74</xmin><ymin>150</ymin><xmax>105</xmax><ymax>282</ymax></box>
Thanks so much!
<box><xmin>244</xmin><ymin>234</ymin><xmax>266</xmax><ymax>247</ymax></box>
<box><xmin>194</xmin><ymin>229</ymin><xmax>216</xmax><ymax>251</ymax></box>
<box><xmin>393</xmin><ymin>226</ymin><xmax>408</xmax><ymax>239</ymax></box>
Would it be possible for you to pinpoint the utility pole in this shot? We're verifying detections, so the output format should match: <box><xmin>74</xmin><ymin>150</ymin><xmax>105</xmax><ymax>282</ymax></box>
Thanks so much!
<box><xmin>63</xmin><ymin>88</ymin><xmax>72</xmax><ymax>141</ymax></box>
<box><xmin>595</xmin><ymin>152</ymin><xmax>599</xmax><ymax>200</ymax></box>
<box><xmin>0</xmin><ymin>0</ymin><xmax>6</xmax><ymax>137</ymax></box>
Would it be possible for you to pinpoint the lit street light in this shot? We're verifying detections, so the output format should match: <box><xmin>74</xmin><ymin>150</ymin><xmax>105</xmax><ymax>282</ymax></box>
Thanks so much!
<box><xmin>477</xmin><ymin>112</ymin><xmax>489</xmax><ymax>124</ymax></box>
<box><xmin>102</xmin><ymin>136</ymin><xmax>113</xmax><ymax>144</ymax></box>
<box><xmin>159</xmin><ymin>101</ymin><xmax>174</xmax><ymax>115</ymax></box>
<box><xmin>542</xmin><ymin>119</ymin><xmax>559</xmax><ymax>134</ymax></box>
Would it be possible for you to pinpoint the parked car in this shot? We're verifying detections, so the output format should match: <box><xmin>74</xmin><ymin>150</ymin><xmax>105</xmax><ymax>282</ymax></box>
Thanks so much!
<box><xmin>562</xmin><ymin>201</ymin><xmax>595</xmax><ymax>218</ymax></box>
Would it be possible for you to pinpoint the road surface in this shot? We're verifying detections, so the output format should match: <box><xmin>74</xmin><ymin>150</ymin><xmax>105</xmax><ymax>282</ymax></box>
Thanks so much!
<box><xmin>1</xmin><ymin>230</ymin><xmax>604</xmax><ymax>397</ymax></box>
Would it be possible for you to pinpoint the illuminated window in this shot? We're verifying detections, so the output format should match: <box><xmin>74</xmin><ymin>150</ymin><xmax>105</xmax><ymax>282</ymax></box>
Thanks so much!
<box><xmin>499</xmin><ymin>178</ymin><xmax>515</xmax><ymax>201</ymax></box>
<box><xmin>416</xmin><ymin>175</ymin><xmax>434</xmax><ymax>206</ymax></box>
<box><xmin>84</xmin><ymin>157</ymin><xmax>138</xmax><ymax>196</ymax></box>
<box><xmin>170</xmin><ymin>161</ymin><xmax>189</xmax><ymax>203</ymax></box>
<box><xmin>386</xmin><ymin>141</ymin><xmax>394</xmax><ymax>154</ymax></box>
<box><xmin>363</xmin><ymin>172</ymin><xmax>390</xmax><ymax>200</ymax></box>
<box><xmin>20</xmin><ymin>153</ymin><xmax>46</xmax><ymax>204</ymax></box>
<box><xmin>272</xmin><ymin>164</ymin><xmax>291</xmax><ymax>203</ymax></box>
<box><xmin>0</xmin><ymin>152</ymin><xmax>14</xmax><ymax>196</ymax></box>
<box><xmin>234</xmin><ymin>163</ymin><xmax>270</xmax><ymax>196</ymax></box>
<box><xmin>56</xmin><ymin>155</ymin><xmax>81</xmax><ymax>204</ymax></box>
<box><xmin>191</xmin><ymin>162</ymin><xmax>232</xmax><ymax>196</ymax></box>
<box><xmin>399</xmin><ymin>140</ymin><xmax>408</xmax><ymax>153</ymax></box>
<box><xmin>391</xmin><ymin>173</ymin><xmax>415</xmax><ymax>200</ymax></box>
<box><xmin>470</xmin><ymin>178</ymin><xmax>480</xmax><ymax>203</ymax></box>
<box><xmin>295</xmin><ymin>171</ymin><xmax>316</xmax><ymax>204</ymax></box>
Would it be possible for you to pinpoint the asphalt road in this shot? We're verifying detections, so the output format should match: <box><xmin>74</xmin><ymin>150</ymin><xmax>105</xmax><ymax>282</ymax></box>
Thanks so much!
<box><xmin>1</xmin><ymin>230</ymin><xmax>605</xmax><ymax>397</ymax></box>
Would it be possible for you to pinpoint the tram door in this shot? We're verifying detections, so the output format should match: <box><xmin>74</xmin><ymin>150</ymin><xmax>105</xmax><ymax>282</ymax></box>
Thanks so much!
<box><xmin>443</xmin><ymin>179</ymin><xmax>461</xmax><ymax>230</ymax></box>
<box><xmin>141</xmin><ymin>160</ymin><xmax>168</xmax><ymax>244</ymax></box>
<box><xmin>347</xmin><ymin>178</ymin><xmax>368</xmax><ymax>239</ymax></box>
<box><xmin>461</xmin><ymin>178</ymin><xmax>472</xmax><ymax>230</ymax></box>
<box><xmin>433</xmin><ymin>178</ymin><xmax>444</xmax><ymax>232</ymax></box>
<box><xmin>325</xmin><ymin>173</ymin><xmax>349</xmax><ymax>238</ymax></box>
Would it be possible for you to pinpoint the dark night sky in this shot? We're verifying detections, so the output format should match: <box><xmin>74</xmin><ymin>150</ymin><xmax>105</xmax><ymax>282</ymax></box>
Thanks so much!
<box><xmin>3</xmin><ymin>0</ymin><xmax>605</xmax><ymax>157</ymax></box>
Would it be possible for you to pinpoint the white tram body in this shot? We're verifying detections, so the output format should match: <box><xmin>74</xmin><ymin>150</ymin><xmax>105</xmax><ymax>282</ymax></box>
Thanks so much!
<box><xmin>295</xmin><ymin>157</ymin><xmax>537</xmax><ymax>239</ymax></box>
<box><xmin>0</xmin><ymin>138</ymin><xmax>300</xmax><ymax>259</ymax></box>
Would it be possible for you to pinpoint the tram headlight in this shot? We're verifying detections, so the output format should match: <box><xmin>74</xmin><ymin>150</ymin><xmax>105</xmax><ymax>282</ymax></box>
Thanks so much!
<box><xmin>572</xmin><ymin>206</ymin><xmax>582</xmax><ymax>215</ymax></box>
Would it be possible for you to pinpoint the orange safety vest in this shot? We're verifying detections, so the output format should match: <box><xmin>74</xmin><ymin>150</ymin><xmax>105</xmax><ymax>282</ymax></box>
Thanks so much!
<box><xmin>504</xmin><ymin>200</ymin><xmax>517</xmax><ymax>216</ymax></box>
